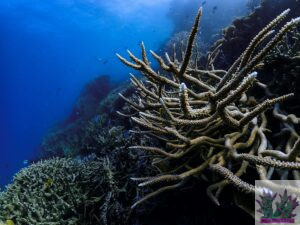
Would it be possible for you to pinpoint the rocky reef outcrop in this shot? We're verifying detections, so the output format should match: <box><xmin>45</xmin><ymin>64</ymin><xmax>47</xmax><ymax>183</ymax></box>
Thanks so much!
<box><xmin>40</xmin><ymin>76</ymin><xmax>132</xmax><ymax>158</ymax></box>
<box><xmin>213</xmin><ymin>0</ymin><xmax>300</xmax><ymax>69</ymax></box>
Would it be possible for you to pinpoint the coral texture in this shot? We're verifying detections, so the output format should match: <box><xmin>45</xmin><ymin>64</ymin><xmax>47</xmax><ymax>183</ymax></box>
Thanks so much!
<box><xmin>213</xmin><ymin>0</ymin><xmax>300</xmax><ymax>69</ymax></box>
<box><xmin>117</xmin><ymin>6</ymin><xmax>300</xmax><ymax>214</ymax></box>
<box><xmin>0</xmin><ymin>157</ymin><xmax>127</xmax><ymax>225</ymax></box>
<box><xmin>262</xmin><ymin>24</ymin><xmax>300</xmax><ymax>104</ymax></box>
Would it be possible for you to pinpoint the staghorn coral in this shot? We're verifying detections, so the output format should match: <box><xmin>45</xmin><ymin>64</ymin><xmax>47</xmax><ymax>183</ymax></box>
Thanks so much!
<box><xmin>117</xmin><ymin>6</ymin><xmax>300</xmax><ymax>214</ymax></box>
<box><xmin>0</xmin><ymin>157</ymin><xmax>129</xmax><ymax>225</ymax></box>
<box><xmin>163</xmin><ymin>31</ymin><xmax>208</xmax><ymax>63</ymax></box>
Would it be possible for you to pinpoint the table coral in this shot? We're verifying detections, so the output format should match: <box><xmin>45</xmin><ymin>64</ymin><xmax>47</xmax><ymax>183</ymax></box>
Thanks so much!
<box><xmin>0</xmin><ymin>157</ymin><xmax>123</xmax><ymax>225</ymax></box>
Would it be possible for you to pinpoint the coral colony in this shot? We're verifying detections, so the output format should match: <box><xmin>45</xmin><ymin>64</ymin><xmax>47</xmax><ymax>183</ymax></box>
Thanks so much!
<box><xmin>0</xmin><ymin>157</ymin><xmax>123</xmax><ymax>224</ymax></box>
<box><xmin>117</xmin><ymin>7</ymin><xmax>300</xmax><ymax>210</ymax></box>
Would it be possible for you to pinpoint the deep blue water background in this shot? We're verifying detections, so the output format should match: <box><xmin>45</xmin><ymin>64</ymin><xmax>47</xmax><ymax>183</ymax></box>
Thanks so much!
<box><xmin>0</xmin><ymin>0</ymin><xmax>248</xmax><ymax>188</ymax></box>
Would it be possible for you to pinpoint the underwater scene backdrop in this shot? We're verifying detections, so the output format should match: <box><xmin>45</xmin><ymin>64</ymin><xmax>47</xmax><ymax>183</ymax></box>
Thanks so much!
<box><xmin>0</xmin><ymin>0</ymin><xmax>300</xmax><ymax>224</ymax></box>
<box><xmin>0</xmin><ymin>0</ymin><xmax>247</xmax><ymax>189</ymax></box>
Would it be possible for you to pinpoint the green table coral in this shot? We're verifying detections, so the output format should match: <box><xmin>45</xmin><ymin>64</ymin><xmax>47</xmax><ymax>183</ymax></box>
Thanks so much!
<box><xmin>0</xmin><ymin>157</ymin><xmax>122</xmax><ymax>225</ymax></box>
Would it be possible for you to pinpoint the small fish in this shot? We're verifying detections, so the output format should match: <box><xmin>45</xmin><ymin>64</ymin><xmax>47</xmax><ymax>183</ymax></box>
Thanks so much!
<box><xmin>254</xmin><ymin>62</ymin><xmax>264</xmax><ymax>70</ymax></box>
<box><xmin>44</xmin><ymin>178</ymin><xmax>53</xmax><ymax>188</ymax></box>
<box><xmin>6</xmin><ymin>220</ymin><xmax>15</xmax><ymax>225</ymax></box>
<box><xmin>23</xmin><ymin>160</ymin><xmax>28</xmax><ymax>165</ymax></box>
<box><xmin>212</xmin><ymin>6</ymin><xmax>218</xmax><ymax>14</ymax></box>
<box><xmin>103</xmin><ymin>60</ymin><xmax>108</xmax><ymax>64</ymax></box>
<box><xmin>201</xmin><ymin>1</ymin><xmax>206</xmax><ymax>6</ymax></box>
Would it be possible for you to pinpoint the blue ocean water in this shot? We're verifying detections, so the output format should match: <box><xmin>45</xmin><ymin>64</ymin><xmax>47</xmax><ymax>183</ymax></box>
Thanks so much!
<box><xmin>0</xmin><ymin>0</ymin><xmax>247</xmax><ymax>188</ymax></box>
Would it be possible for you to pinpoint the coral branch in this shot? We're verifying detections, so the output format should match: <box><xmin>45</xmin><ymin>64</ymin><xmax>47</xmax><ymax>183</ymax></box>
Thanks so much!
<box><xmin>117</xmin><ymin>6</ymin><xmax>300</xmax><ymax>212</ymax></box>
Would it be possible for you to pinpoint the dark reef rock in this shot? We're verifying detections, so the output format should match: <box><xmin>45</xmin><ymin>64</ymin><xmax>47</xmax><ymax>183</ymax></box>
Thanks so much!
<box><xmin>261</xmin><ymin>25</ymin><xmax>300</xmax><ymax>107</ymax></box>
<box><xmin>212</xmin><ymin>0</ymin><xmax>300</xmax><ymax>121</ymax></box>
<box><xmin>63</xmin><ymin>75</ymin><xmax>116</xmax><ymax>125</ymax></box>
<box><xmin>213</xmin><ymin>0</ymin><xmax>300</xmax><ymax>69</ymax></box>
<box><xmin>40</xmin><ymin>76</ymin><xmax>133</xmax><ymax>157</ymax></box>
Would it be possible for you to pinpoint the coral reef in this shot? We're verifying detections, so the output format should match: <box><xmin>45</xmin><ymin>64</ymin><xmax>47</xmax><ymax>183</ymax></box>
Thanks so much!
<box><xmin>40</xmin><ymin>76</ymin><xmax>130</xmax><ymax>157</ymax></box>
<box><xmin>3</xmin><ymin>2</ymin><xmax>299</xmax><ymax>225</ymax></box>
<box><xmin>0</xmin><ymin>157</ymin><xmax>137</xmax><ymax>225</ymax></box>
<box><xmin>261</xmin><ymin>25</ymin><xmax>300</xmax><ymax>105</ymax></box>
<box><xmin>213</xmin><ymin>0</ymin><xmax>300</xmax><ymax>69</ymax></box>
<box><xmin>0</xmin><ymin>158</ymin><xmax>98</xmax><ymax>224</ymax></box>
<box><xmin>117</xmin><ymin>6</ymin><xmax>300</xmax><ymax>217</ymax></box>
<box><xmin>64</xmin><ymin>75</ymin><xmax>116</xmax><ymax>125</ymax></box>
<box><xmin>24</xmin><ymin>79</ymin><xmax>155</xmax><ymax>224</ymax></box>
<box><xmin>163</xmin><ymin>31</ymin><xmax>208</xmax><ymax>68</ymax></box>
<box><xmin>246</xmin><ymin>0</ymin><xmax>261</xmax><ymax>13</ymax></box>
<box><xmin>166</xmin><ymin>0</ymin><xmax>242</xmax><ymax>49</ymax></box>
